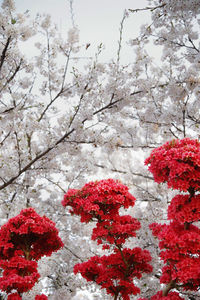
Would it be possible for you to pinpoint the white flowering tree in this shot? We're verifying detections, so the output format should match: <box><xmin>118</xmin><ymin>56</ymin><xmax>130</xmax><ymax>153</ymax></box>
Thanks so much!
<box><xmin>0</xmin><ymin>0</ymin><xmax>200</xmax><ymax>299</ymax></box>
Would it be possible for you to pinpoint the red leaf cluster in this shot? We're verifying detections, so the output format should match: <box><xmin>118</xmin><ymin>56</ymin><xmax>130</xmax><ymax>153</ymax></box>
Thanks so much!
<box><xmin>168</xmin><ymin>194</ymin><xmax>200</xmax><ymax>223</ymax></box>
<box><xmin>0</xmin><ymin>208</ymin><xmax>63</xmax><ymax>299</ymax></box>
<box><xmin>92</xmin><ymin>215</ymin><xmax>141</xmax><ymax>246</ymax></box>
<box><xmin>139</xmin><ymin>290</ymin><xmax>184</xmax><ymax>299</ymax></box>
<box><xmin>146</xmin><ymin>138</ymin><xmax>200</xmax><ymax>298</ymax></box>
<box><xmin>63</xmin><ymin>179</ymin><xmax>152</xmax><ymax>300</ymax></box>
<box><xmin>150</xmin><ymin>221</ymin><xmax>200</xmax><ymax>290</ymax></box>
<box><xmin>74</xmin><ymin>247</ymin><xmax>152</xmax><ymax>298</ymax></box>
<box><xmin>35</xmin><ymin>295</ymin><xmax>48</xmax><ymax>300</ymax></box>
<box><xmin>62</xmin><ymin>179</ymin><xmax>136</xmax><ymax>222</ymax></box>
<box><xmin>145</xmin><ymin>138</ymin><xmax>200</xmax><ymax>191</ymax></box>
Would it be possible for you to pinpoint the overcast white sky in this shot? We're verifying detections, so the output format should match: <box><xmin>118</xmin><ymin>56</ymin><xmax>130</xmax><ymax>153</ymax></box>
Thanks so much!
<box><xmin>12</xmin><ymin>0</ymin><xmax>150</xmax><ymax>63</ymax></box>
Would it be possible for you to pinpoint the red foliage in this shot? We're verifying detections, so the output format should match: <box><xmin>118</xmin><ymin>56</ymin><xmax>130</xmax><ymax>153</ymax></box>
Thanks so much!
<box><xmin>150</xmin><ymin>221</ymin><xmax>200</xmax><ymax>290</ymax></box>
<box><xmin>0</xmin><ymin>258</ymin><xmax>39</xmax><ymax>293</ymax></box>
<box><xmin>35</xmin><ymin>294</ymin><xmax>48</xmax><ymax>299</ymax></box>
<box><xmin>0</xmin><ymin>208</ymin><xmax>63</xmax><ymax>296</ymax></box>
<box><xmin>74</xmin><ymin>247</ymin><xmax>152</xmax><ymax>299</ymax></box>
<box><xmin>0</xmin><ymin>207</ymin><xmax>63</xmax><ymax>261</ymax></box>
<box><xmin>62</xmin><ymin>179</ymin><xmax>136</xmax><ymax>222</ymax></box>
<box><xmin>168</xmin><ymin>194</ymin><xmax>200</xmax><ymax>223</ymax></box>
<box><xmin>7</xmin><ymin>293</ymin><xmax>22</xmax><ymax>300</ymax></box>
<box><xmin>91</xmin><ymin>215</ymin><xmax>141</xmax><ymax>246</ymax></box>
<box><xmin>63</xmin><ymin>179</ymin><xmax>152</xmax><ymax>300</ymax></box>
<box><xmin>145</xmin><ymin>138</ymin><xmax>200</xmax><ymax>191</ymax></box>
<box><xmin>146</xmin><ymin>138</ymin><xmax>200</xmax><ymax>298</ymax></box>
<box><xmin>138</xmin><ymin>290</ymin><xmax>184</xmax><ymax>299</ymax></box>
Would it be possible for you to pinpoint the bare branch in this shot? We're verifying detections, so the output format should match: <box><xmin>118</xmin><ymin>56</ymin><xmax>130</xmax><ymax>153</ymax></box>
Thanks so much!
<box><xmin>117</xmin><ymin>10</ymin><xmax>127</xmax><ymax>64</ymax></box>
<box><xmin>94</xmin><ymin>163</ymin><xmax>154</xmax><ymax>181</ymax></box>
<box><xmin>14</xmin><ymin>131</ymin><xmax>22</xmax><ymax>171</ymax></box>
<box><xmin>0</xmin><ymin>127</ymin><xmax>75</xmax><ymax>190</ymax></box>
<box><xmin>0</xmin><ymin>36</ymin><xmax>11</xmax><ymax>73</ymax></box>
<box><xmin>64</xmin><ymin>245</ymin><xmax>84</xmax><ymax>262</ymax></box>
<box><xmin>0</xmin><ymin>58</ymin><xmax>23</xmax><ymax>94</ymax></box>
<box><xmin>0</xmin><ymin>131</ymin><xmax>11</xmax><ymax>146</ymax></box>
<box><xmin>43</xmin><ymin>176</ymin><xmax>67</xmax><ymax>193</ymax></box>
<box><xmin>68</xmin><ymin>0</ymin><xmax>75</xmax><ymax>27</ymax></box>
<box><xmin>128</xmin><ymin>3</ymin><xmax>166</xmax><ymax>14</ymax></box>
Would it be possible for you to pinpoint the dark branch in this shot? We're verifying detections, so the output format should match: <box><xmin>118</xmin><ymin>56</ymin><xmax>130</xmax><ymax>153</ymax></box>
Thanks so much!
<box><xmin>0</xmin><ymin>36</ymin><xmax>11</xmax><ymax>73</ymax></box>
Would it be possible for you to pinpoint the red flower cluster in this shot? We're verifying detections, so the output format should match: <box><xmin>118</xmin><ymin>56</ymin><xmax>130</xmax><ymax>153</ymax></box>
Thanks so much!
<box><xmin>7</xmin><ymin>293</ymin><xmax>22</xmax><ymax>300</ymax></box>
<box><xmin>146</xmin><ymin>138</ymin><xmax>200</xmax><ymax>298</ymax></box>
<box><xmin>150</xmin><ymin>221</ymin><xmax>200</xmax><ymax>289</ymax></box>
<box><xmin>138</xmin><ymin>290</ymin><xmax>184</xmax><ymax>299</ymax></box>
<box><xmin>6</xmin><ymin>293</ymin><xmax>48</xmax><ymax>300</ymax></box>
<box><xmin>0</xmin><ymin>208</ymin><xmax>63</xmax><ymax>299</ymax></box>
<box><xmin>74</xmin><ymin>248</ymin><xmax>152</xmax><ymax>298</ymax></box>
<box><xmin>168</xmin><ymin>194</ymin><xmax>200</xmax><ymax>223</ymax></box>
<box><xmin>145</xmin><ymin>138</ymin><xmax>200</xmax><ymax>191</ymax></box>
<box><xmin>62</xmin><ymin>179</ymin><xmax>152</xmax><ymax>300</ymax></box>
<box><xmin>92</xmin><ymin>215</ymin><xmax>141</xmax><ymax>246</ymax></box>
<box><xmin>62</xmin><ymin>179</ymin><xmax>136</xmax><ymax>222</ymax></box>
<box><xmin>35</xmin><ymin>295</ymin><xmax>48</xmax><ymax>300</ymax></box>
